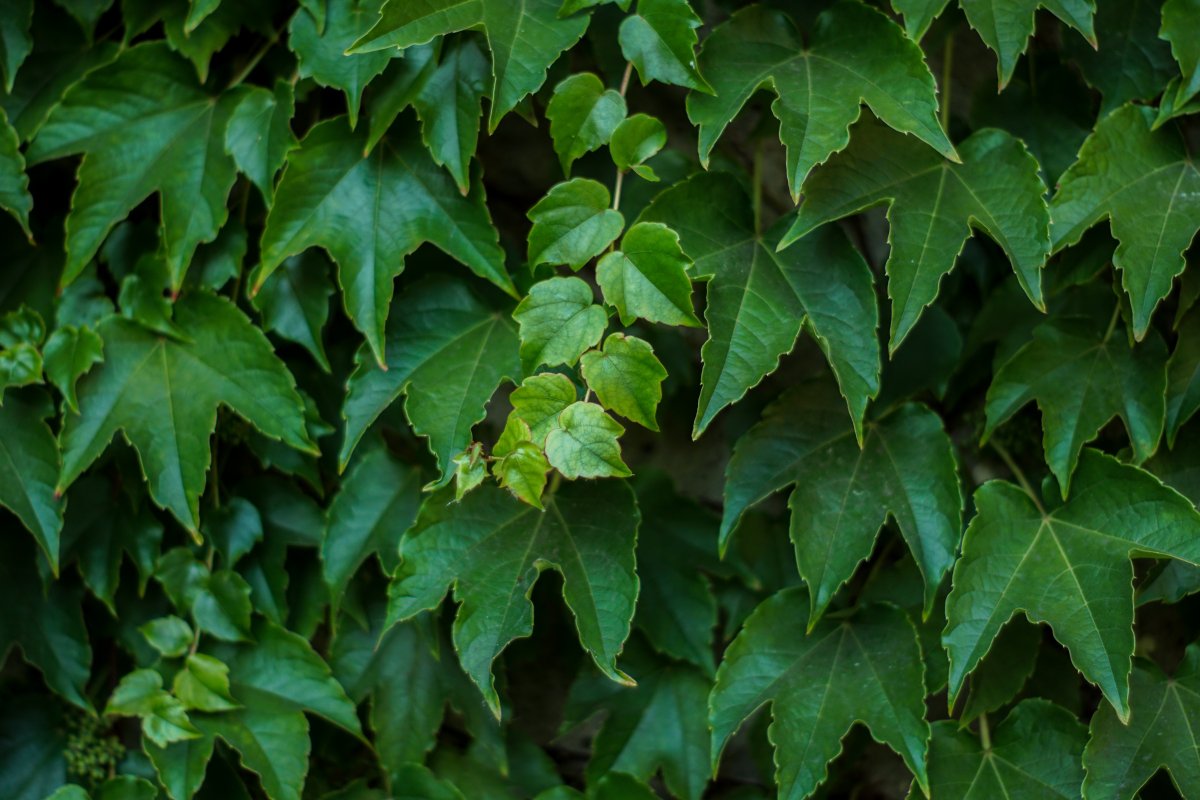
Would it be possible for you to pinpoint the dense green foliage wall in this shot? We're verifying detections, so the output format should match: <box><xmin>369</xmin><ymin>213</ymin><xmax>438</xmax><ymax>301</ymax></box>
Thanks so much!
<box><xmin>2</xmin><ymin>0</ymin><xmax>1200</xmax><ymax>798</ymax></box>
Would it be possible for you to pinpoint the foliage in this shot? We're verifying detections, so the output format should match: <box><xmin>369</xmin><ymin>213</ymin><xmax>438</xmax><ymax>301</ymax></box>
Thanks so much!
<box><xmin>2</xmin><ymin>1</ymin><xmax>1200</xmax><ymax>799</ymax></box>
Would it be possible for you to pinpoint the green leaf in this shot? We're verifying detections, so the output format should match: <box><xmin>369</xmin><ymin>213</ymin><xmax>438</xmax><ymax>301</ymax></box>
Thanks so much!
<box><xmin>546</xmin><ymin>72</ymin><xmax>627</xmax><ymax>176</ymax></box>
<box><xmin>0</xmin><ymin>0</ymin><xmax>32</xmax><ymax>93</ymax></box>
<box><xmin>580</xmin><ymin>333</ymin><xmax>666</xmax><ymax>430</ymax></box>
<box><xmin>1050</xmin><ymin>104</ymin><xmax>1200</xmax><ymax>338</ymax></box>
<box><xmin>223</xmin><ymin>81</ymin><xmax>297</xmax><ymax>204</ymax></box>
<box><xmin>1167</xmin><ymin>306</ymin><xmax>1200</xmax><ymax>443</ymax></box>
<box><xmin>687</xmin><ymin>2</ymin><xmax>955</xmax><ymax>200</ymax></box>
<box><xmin>157</xmin><ymin>0</ymin><xmax>269</xmax><ymax>84</ymax></box>
<box><xmin>710</xmin><ymin>589</ymin><xmax>930</xmax><ymax>799</ymax></box>
<box><xmin>140</xmin><ymin>616</ymin><xmax>194</xmax><ymax>659</ymax></box>
<box><xmin>943</xmin><ymin>449</ymin><xmax>1200</xmax><ymax>720</ymax></box>
<box><xmin>173</xmin><ymin>654</ymin><xmax>239</xmax><ymax>712</ymax></box>
<box><xmin>364</xmin><ymin>42</ymin><xmax>438</xmax><ymax>154</ymax></box>
<box><xmin>544</xmin><ymin>401</ymin><xmax>631</xmax><ymax>479</ymax></box>
<box><xmin>350</xmin><ymin>0</ymin><xmax>590</xmax><ymax>130</ymax></box>
<box><xmin>527</xmin><ymin>179</ymin><xmax>625</xmax><ymax>270</ymax></box>
<box><xmin>251</xmin><ymin>251</ymin><xmax>334</xmax><ymax>372</ymax></box>
<box><xmin>457</xmin><ymin>444</ymin><xmax>489</xmax><ymax>501</ymax></box>
<box><xmin>340</xmin><ymin>276</ymin><xmax>520</xmax><ymax>484</ymax></box>
<box><xmin>411</xmin><ymin>36</ymin><xmax>489</xmax><ymax>194</ymax></box>
<box><xmin>1066</xmin><ymin>0</ymin><xmax>1173</xmax><ymax>112</ymax></box>
<box><xmin>984</xmin><ymin>315</ymin><xmax>1167</xmax><ymax>497</ymax></box>
<box><xmin>957</xmin><ymin>620</ymin><xmax>1041</xmax><ymax>724</ymax></box>
<box><xmin>783</xmin><ymin>121</ymin><xmax>1049</xmax><ymax>350</ymax></box>
<box><xmin>595</xmin><ymin>221</ymin><xmax>700</xmax><ymax>327</ymax></box>
<box><xmin>513</xmin><ymin>276</ymin><xmax>608</xmax><ymax>373</ymax></box>
<box><xmin>42</xmin><ymin>325</ymin><xmax>103</xmax><ymax>413</ymax></box>
<box><xmin>492</xmin><ymin>441</ymin><xmax>551</xmax><ymax>508</ymax></box>
<box><xmin>255</xmin><ymin>116</ymin><xmax>513</xmax><ymax>365</ymax></box>
<box><xmin>105</xmin><ymin>669</ymin><xmax>201</xmax><ymax>747</ymax></box>
<box><xmin>387</xmin><ymin>480</ymin><xmax>640</xmax><ymax>716</ymax></box>
<box><xmin>916</xmin><ymin>699</ymin><xmax>1087</xmax><ymax>799</ymax></box>
<box><xmin>145</xmin><ymin>725</ymin><xmax>214</xmax><ymax>800</ymax></box>
<box><xmin>1082</xmin><ymin>644</ymin><xmax>1200</xmax><ymax>799</ymax></box>
<box><xmin>0</xmin><ymin>695</ymin><xmax>66</xmax><ymax>800</ymax></box>
<box><xmin>1161</xmin><ymin>0</ymin><xmax>1200</xmax><ymax>111</ymax></box>
<box><xmin>0</xmin><ymin>390</ymin><xmax>63</xmax><ymax>569</ymax></box>
<box><xmin>59</xmin><ymin>292</ymin><xmax>315</xmax><ymax>532</ymax></box>
<box><xmin>722</xmin><ymin>379</ymin><xmax>962</xmax><ymax>623</ymax></box>
<box><xmin>0</xmin><ymin>108</ymin><xmax>31</xmax><ymax>239</ymax></box>
<box><xmin>510</xmin><ymin>372</ymin><xmax>578</xmax><ymax>445</ymax></box>
<box><xmin>27</xmin><ymin>42</ymin><xmax>241</xmax><ymax>289</ymax></box>
<box><xmin>289</xmin><ymin>0</ymin><xmax>392</xmax><ymax>129</ymax></box>
<box><xmin>322</xmin><ymin>445</ymin><xmax>421</xmax><ymax>611</ymax></box>
<box><xmin>608</xmin><ymin>114</ymin><xmax>667</xmax><ymax>175</ymax></box>
<box><xmin>641</xmin><ymin>171</ymin><xmax>880</xmax><ymax>440</ymax></box>
<box><xmin>618</xmin><ymin>0</ymin><xmax>711</xmax><ymax>93</ymax></box>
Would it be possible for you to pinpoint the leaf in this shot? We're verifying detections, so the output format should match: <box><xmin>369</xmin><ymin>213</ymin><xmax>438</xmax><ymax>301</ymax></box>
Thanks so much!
<box><xmin>527</xmin><ymin>179</ymin><xmax>625</xmax><ymax>270</ymax></box>
<box><xmin>1050</xmin><ymin>104</ymin><xmax>1200</xmax><ymax>338</ymax></box>
<box><xmin>364</xmin><ymin>42</ymin><xmax>438</xmax><ymax>154</ymax></box>
<box><xmin>957</xmin><ymin>620</ymin><xmax>1041</xmax><ymax>724</ymax></box>
<box><xmin>0</xmin><ymin>693</ymin><xmax>66</xmax><ymax>800</ymax></box>
<box><xmin>1066</xmin><ymin>0</ymin><xmax>1174</xmax><ymax>113</ymax></box>
<box><xmin>492</xmin><ymin>442</ymin><xmax>551</xmax><ymax>508</ymax></box>
<box><xmin>340</xmin><ymin>276</ymin><xmax>521</xmax><ymax>484</ymax></box>
<box><xmin>27</xmin><ymin>42</ymin><xmax>241</xmax><ymax>289</ymax></box>
<box><xmin>411</xmin><ymin>36</ymin><xmax>489</xmax><ymax>194</ymax></box>
<box><xmin>1082</xmin><ymin>644</ymin><xmax>1200</xmax><ymax>799</ymax></box>
<box><xmin>943</xmin><ymin>449</ymin><xmax>1200</xmax><ymax>720</ymax></box>
<box><xmin>546</xmin><ymin>72</ymin><xmax>627</xmax><ymax>176</ymax></box>
<box><xmin>157</xmin><ymin>550</ymin><xmax>254</xmax><ymax>641</ymax></box>
<box><xmin>59</xmin><ymin>292</ymin><xmax>315</xmax><ymax>532</ymax></box>
<box><xmin>710</xmin><ymin>589</ymin><xmax>930</xmax><ymax>799</ymax></box>
<box><xmin>609</xmin><ymin>114</ymin><xmax>667</xmax><ymax>176</ymax></box>
<box><xmin>544</xmin><ymin>402</ymin><xmax>631</xmax><ymax>479</ymax></box>
<box><xmin>722</xmin><ymin>379</ymin><xmax>962</xmax><ymax>623</ymax></box>
<box><xmin>0</xmin><ymin>108</ymin><xmax>31</xmax><ymax>239</ymax></box>
<box><xmin>386</xmin><ymin>480</ymin><xmax>640</xmax><ymax>716</ymax></box>
<box><xmin>223</xmin><ymin>81</ymin><xmax>297</xmax><ymax>204</ymax></box>
<box><xmin>984</xmin><ymin>315</ymin><xmax>1167</xmax><ymax>497</ymax></box>
<box><xmin>0</xmin><ymin>390</ymin><xmax>63</xmax><ymax>569</ymax></box>
<box><xmin>1167</xmin><ymin>297</ymin><xmax>1200</xmax><ymax>446</ymax></box>
<box><xmin>686</xmin><ymin>2</ymin><xmax>955</xmax><ymax>200</ymax></box>
<box><xmin>916</xmin><ymin>699</ymin><xmax>1087</xmax><ymax>799</ymax></box>
<box><xmin>322</xmin><ymin>445</ymin><xmax>421</xmax><ymax>611</ymax></box>
<box><xmin>140</xmin><ymin>616</ymin><xmax>194</xmax><ymax>658</ymax></box>
<box><xmin>510</xmin><ymin>373</ymin><xmax>578</xmax><ymax>445</ymax></box>
<box><xmin>105</xmin><ymin>669</ymin><xmax>201</xmax><ymax>747</ymax></box>
<box><xmin>350</xmin><ymin>0</ymin><xmax>590</xmax><ymax>130</ymax></box>
<box><xmin>618</xmin><ymin>0</ymin><xmax>711</xmax><ymax>93</ymax></box>
<box><xmin>157</xmin><ymin>1</ymin><xmax>269</xmax><ymax>84</ymax></box>
<box><xmin>289</xmin><ymin>0</ymin><xmax>392</xmax><ymax>129</ymax></box>
<box><xmin>783</xmin><ymin>120</ymin><xmax>1049</xmax><ymax>350</ymax></box>
<box><xmin>513</xmin><ymin>276</ymin><xmax>608</xmax><ymax>373</ymax></box>
<box><xmin>596</xmin><ymin>221</ymin><xmax>700</xmax><ymax>327</ymax></box>
<box><xmin>580</xmin><ymin>333</ymin><xmax>667</xmax><ymax>430</ymax></box>
<box><xmin>42</xmin><ymin>325</ymin><xmax>103</xmax><ymax>413</ymax></box>
<box><xmin>255</xmin><ymin>116</ymin><xmax>513</xmax><ymax>365</ymax></box>
<box><xmin>0</xmin><ymin>0</ymin><xmax>32</xmax><ymax>93</ymax></box>
<box><xmin>251</xmin><ymin>251</ymin><xmax>334</xmax><ymax>372</ymax></box>
<box><xmin>1161</xmin><ymin>0</ymin><xmax>1200</xmax><ymax>112</ymax></box>
<box><xmin>173</xmin><ymin>654</ymin><xmax>239</xmax><ymax>712</ymax></box>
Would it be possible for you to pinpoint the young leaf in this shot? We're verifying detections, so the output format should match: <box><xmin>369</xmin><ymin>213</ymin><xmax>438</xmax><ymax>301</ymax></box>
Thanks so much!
<box><xmin>349</xmin><ymin>0</ymin><xmax>589</xmax><ymax>130</ymax></box>
<box><xmin>527</xmin><ymin>179</ymin><xmax>625</xmax><ymax>270</ymax></box>
<box><xmin>492</xmin><ymin>441</ymin><xmax>551</xmax><ymax>508</ymax></box>
<box><xmin>140</xmin><ymin>616</ymin><xmax>193</xmax><ymax>659</ymax></box>
<box><xmin>686</xmin><ymin>2</ymin><xmax>955</xmax><ymax>200</ymax></box>
<box><xmin>513</xmin><ymin>276</ymin><xmax>608</xmax><ymax>373</ymax></box>
<box><xmin>943</xmin><ymin>450</ymin><xmax>1200</xmax><ymax>720</ymax></box>
<box><xmin>58</xmin><ymin>292</ymin><xmax>316</xmax><ymax>532</ymax></box>
<box><xmin>618</xmin><ymin>0</ymin><xmax>711</xmax><ymax>93</ymax></box>
<box><xmin>544</xmin><ymin>402</ymin><xmax>632</xmax><ymax>479</ymax></box>
<box><xmin>783</xmin><ymin>121</ymin><xmax>1049</xmax><ymax>350</ymax></box>
<box><xmin>710</xmin><ymin>589</ymin><xmax>930</xmax><ymax>799</ymax></box>
<box><xmin>340</xmin><ymin>276</ymin><xmax>520</xmax><ymax>484</ymax></box>
<box><xmin>255</xmin><ymin>117</ymin><xmax>513</xmax><ymax>365</ymax></box>
<box><xmin>510</xmin><ymin>373</ymin><xmax>579</xmax><ymax>445</ymax></box>
<box><xmin>105</xmin><ymin>669</ymin><xmax>201</xmax><ymax>747</ymax></box>
<box><xmin>608</xmin><ymin>114</ymin><xmax>667</xmax><ymax>176</ymax></box>
<box><xmin>1082</xmin><ymin>645</ymin><xmax>1200</xmax><ymax>799</ymax></box>
<box><xmin>386</xmin><ymin>480</ymin><xmax>640</xmax><ymax>717</ymax></box>
<box><xmin>0</xmin><ymin>390</ymin><xmax>63</xmax><ymax>569</ymax></box>
<box><xmin>916</xmin><ymin>699</ymin><xmax>1087</xmax><ymax>799</ymax></box>
<box><xmin>26</xmin><ymin>42</ymin><xmax>241</xmax><ymax>289</ymax></box>
<box><xmin>722</xmin><ymin>379</ymin><xmax>963</xmax><ymax>623</ymax></box>
<box><xmin>1050</xmin><ymin>104</ymin><xmax>1200</xmax><ymax>338</ymax></box>
<box><xmin>985</xmin><ymin>315</ymin><xmax>1167</xmax><ymax>497</ymax></box>
<box><xmin>223</xmin><ymin>81</ymin><xmax>297</xmax><ymax>205</ymax></box>
<box><xmin>580</xmin><ymin>333</ymin><xmax>667</xmax><ymax>430</ymax></box>
<box><xmin>173</xmin><ymin>654</ymin><xmax>238</xmax><ymax>712</ymax></box>
<box><xmin>641</xmin><ymin>172</ymin><xmax>880</xmax><ymax>439</ymax></box>
<box><xmin>596</xmin><ymin>221</ymin><xmax>700</xmax><ymax>327</ymax></box>
<box><xmin>546</xmin><ymin>72</ymin><xmax>627</xmax><ymax>176</ymax></box>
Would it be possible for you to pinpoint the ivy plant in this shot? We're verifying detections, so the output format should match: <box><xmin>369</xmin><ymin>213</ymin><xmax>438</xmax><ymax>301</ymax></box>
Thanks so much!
<box><xmin>2</xmin><ymin>0</ymin><xmax>1200</xmax><ymax>799</ymax></box>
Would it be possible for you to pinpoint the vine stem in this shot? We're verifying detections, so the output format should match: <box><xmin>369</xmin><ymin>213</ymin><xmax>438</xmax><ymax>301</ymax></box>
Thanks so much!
<box><xmin>1103</xmin><ymin>302</ymin><xmax>1122</xmax><ymax>343</ymax></box>
<box><xmin>978</xmin><ymin>713</ymin><xmax>992</xmax><ymax>751</ymax></box>
<box><xmin>226</xmin><ymin>10</ymin><xmax>296</xmax><ymax>90</ymax></box>
<box><xmin>990</xmin><ymin>439</ymin><xmax>1046</xmax><ymax>514</ymax></box>
<box><xmin>940</xmin><ymin>33</ymin><xmax>955</xmax><ymax>129</ymax></box>
<box><xmin>618</xmin><ymin>60</ymin><xmax>634</xmax><ymax>97</ymax></box>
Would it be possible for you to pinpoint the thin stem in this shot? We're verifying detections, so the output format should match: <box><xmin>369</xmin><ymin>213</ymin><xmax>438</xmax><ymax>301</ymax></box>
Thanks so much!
<box><xmin>940</xmin><ymin>33</ymin><xmax>955</xmax><ymax>129</ymax></box>
<box><xmin>978</xmin><ymin>713</ymin><xmax>992</xmax><ymax>751</ymax></box>
<box><xmin>1103</xmin><ymin>302</ymin><xmax>1122</xmax><ymax>343</ymax></box>
<box><xmin>990</xmin><ymin>439</ymin><xmax>1046</xmax><ymax>514</ymax></box>
<box><xmin>618</xmin><ymin>61</ymin><xmax>634</xmax><ymax>97</ymax></box>
<box><xmin>226</xmin><ymin>11</ymin><xmax>295</xmax><ymax>89</ymax></box>
<box><xmin>612</xmin><ymin>169</ymin><xmax>625</xmax><ymax>213</ymax></box>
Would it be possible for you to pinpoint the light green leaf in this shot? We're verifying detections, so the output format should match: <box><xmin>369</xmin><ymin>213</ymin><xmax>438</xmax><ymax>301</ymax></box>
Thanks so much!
<box><xmin>547</xmin><ymin>72</ymin><xmax>626</xmax><ymax>176</ymax></box>
<box><xmin>609</xmin><ymin>114</ymin><xmax>667</xmax><ymax>174</ymax></box>
<box><xmin>139</xmin><ymin>616</ymin><xmax>194</xmax><ymax>659</ymax></box>
<box><xmin>722</xmin><ymin>379</ymin><xmax>963</xmax><ymax>623</ymax></box>
<box><xmin>492</xmin><ymin>441</ymin><xmax>551</xmax><ymax>508</ymax></box>
<box><xmin>510</xmin><ymin>373</ymin><xmax>578</xmax><ymax>445</ymax></box>
<box><xmin>784</xmin><ymin>121</ymin><xmax>1049</xmax><ymax>351</ymax></box>
<box><xmin>943</xmin><ymin>450</ymin><xmax>1200</xmax><ymax>720</ymax></box>
<box><xmin>580</xmin><ymin>333</ymin><xmax>666</xmax><ymax>430</ymax></box>
<box><xmin>619</xmin><ymin>0</ymin><xmax>711</xmax><ymax>93</ymax></box>
<box><xmin>289</xmin><ymin>0</ymin><xmax>392</xmax><ymax>128</ymax></box>
<box><xmin>339</xmin><ymin>276</ymin><xmax>520</xmax><ymax>484</ymax></box>
<box><xmin>58</xmin><ymin>293</ymin><xmax>315</xmax><ymax>532</ymax></box>
<box><xmin>711</xmin><ymin>589</ymin><xmax>930</xmax><ymax>800</ymax></box>
<box><xmin>1082</xmin><ymin>644</ymin><xmax>1200</xmax><ymax>799</ymax></box>
<box><xmin>255</xmin><ymin>116</ymin><xmax>513</xmax><ymax>365</ymax></box>
<box><xmin>251</xmin><ymin>250</ymin><xmax>334</xmax><ymax>372</ymax></box>
<box><xmin>26</xmin><ymin>42</ymin><xmax>241</xmax><ymax>289</ymax></box>
<box><xmin>42</xmin><ymin>325</ymin><xmax>103</xmax><ymax>413</ymax></box>
<box><xmin>105</xmin><ymin>669</ymin><xmax>201</xmax><ymax>747</ymax></box>
<box><xmin>173</xmin><ymin>654</ymin><xmax>239</xmax><ymax>712</ymax></box>
<box><xmin>350</xmin><ymin>0</ymin><xmax>589</xmax><ymax>130</ymax></box>
<box><xmin>1050</xmin><ymin>104</ymin><xmax>1200</xmax><ymax>338</ymax></box>
<box><xmin>984</xmin><ymin>314</ymin><xmax>1167</xmax><ymax>497</ymax></box>
<box><xmin>223</xmin><ymin>81</ymin><xmax>296</xmax><ymax>204</ymax></box>
<box><xmin>641</xmin><ymin>172</ymin><xmax>880</xmax><ymax>439</ymax></box>
<box><xmin>387</xmin><ymin>480</ymin><xmax>640</xmax><ymax>716</ymax></box>
<box><xmin>687</xmin><ymin>1</ymin><xmax>954</xmax><ymax>200</ymax></box>
<box><xmin>453</xmin><ymin>442</ymin><xmax>488</xmax><ymax>500</ymax></box>
<box><xmin>544</xmin><ymin>401</ymin><xmax>631</xmax><ymax>479</ymax></box>
<box><xmin>527</xmin><ymin>179</ymin><xmax>625</xmax><ymax>270</ymax></box>
<box><xmin>596</xmin><ymin>221</ymin><xmax>700</xmax><ymax>327</ymax></box>
<box><xmin>0</xmin><ymin>390</ymin><xmax>62</xmax><ymax>568</ymax></box>
<box><xmin>513</xmin><ymin>276</ymin><xmax>608</xmax><ymax>373</ymax></box>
